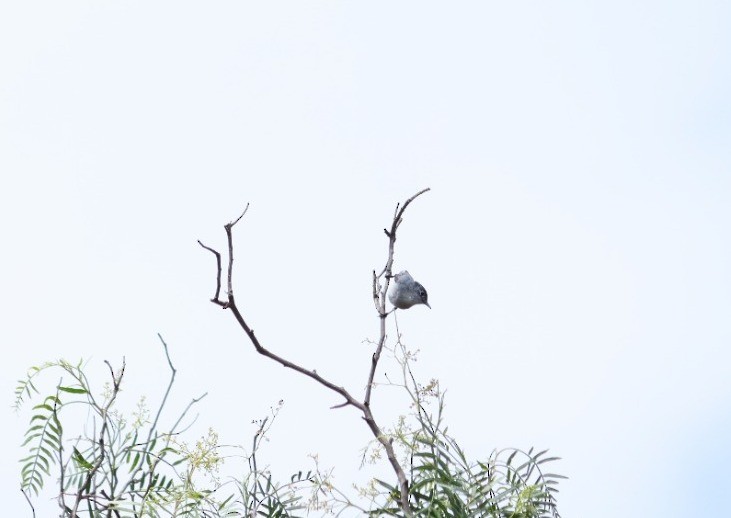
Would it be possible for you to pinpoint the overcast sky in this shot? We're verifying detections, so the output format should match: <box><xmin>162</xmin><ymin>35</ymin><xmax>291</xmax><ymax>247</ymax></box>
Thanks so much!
<box><xmin>1</xmin><ymin>1</ymin><xmax>730</xmax><ymax>516</ymax></box>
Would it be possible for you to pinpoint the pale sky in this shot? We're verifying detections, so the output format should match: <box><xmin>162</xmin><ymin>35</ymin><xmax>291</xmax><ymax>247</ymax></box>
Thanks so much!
<box><xmin>1</xmin><ymin>2</ymin><xmax>730</xmax><ymax>516</ymax></box>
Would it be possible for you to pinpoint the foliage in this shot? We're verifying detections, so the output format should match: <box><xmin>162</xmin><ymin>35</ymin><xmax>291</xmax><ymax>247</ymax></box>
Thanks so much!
<box><xmin>16</xmin><ymin>337</ymin><xmax>563</xmax><ymax>517</ymax></box>
<box><xmin>362</xmin><ymin>337</ymin><xmax>564</xmax><ymax>518</ymax></box>
<box><xmin>14</xmin><ymin>340</ymin><xmax>315</xmax><ymax>517</ymax></box>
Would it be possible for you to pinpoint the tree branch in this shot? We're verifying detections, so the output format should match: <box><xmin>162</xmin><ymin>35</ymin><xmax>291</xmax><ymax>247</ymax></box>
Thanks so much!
<box><xmin>198</xmin><ymin>189</ymin><xmax>430</xmax><ymax>516</ymax></box>
<box><xmin>366</xmin><ymin>187</ymin><xmax>430</xmax><ymax>407</ymax></box>
<box><xmin>197</xmin><ymin>241</ymin><xmax>222</xmax><ymax>303</ymax></box>
<box><xmin>198</xmin><ymin>209</ymin><xmax>363</xmax><ymax>411</ymax></box>
<box><xmin>364</xmin><ymin>187</ymin><xmax>430</xmax><ymax>513</ymax></box>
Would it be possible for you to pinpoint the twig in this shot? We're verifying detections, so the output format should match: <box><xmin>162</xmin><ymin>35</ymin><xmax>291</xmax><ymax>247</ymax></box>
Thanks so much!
<box><xmin>197</xmin><ymin>241</ymin><xmax>222</xmax><ymax>302</ymax></box>
<box><xmin>21</xmin><ymin>488</ymin><xmax>36</xmax><ymax>518</ymax></box>
<box><xmin>248</xmin><ymin>415</ymin><xmax>271</xmax><ymax>513</ymax></box>
<box><xmin>377</xmin><ymin>187</ymin><xmax>430</xmax><ymax>280</ymax></box>
<box><xmin>53</xmin><ymin>387</ymin><xmax>70</xmax><ymax>516</ymax></box>
<box><xmin>226</xmin><ymin>204</ymin><xmax>249</xmax><ymax>299</ymax></box>
<box><xmin>198</xmin><ymin>190</ymin><xmax>429</xmax><ymax>516</ymax></box>
<box><xmin>151</xmin><ymin>334</ymin><xmax>177</xmax><ymax>434</ymax></box>
<box><xmin>366</xmin><ymin>187</ymin><xmax>430</xmax><ymax>408</ymax></box>
<box><xmin>171</xmin><ymin>393</ymin><xmax>208</xmax><ymax>434</ymax></box>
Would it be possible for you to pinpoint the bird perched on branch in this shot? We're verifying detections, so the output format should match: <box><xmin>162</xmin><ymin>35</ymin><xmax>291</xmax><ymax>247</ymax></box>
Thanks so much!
<box><xmin>388</xmin><ymin>271</ymin><xmax>431</xmax><ymax>310</ymax></box>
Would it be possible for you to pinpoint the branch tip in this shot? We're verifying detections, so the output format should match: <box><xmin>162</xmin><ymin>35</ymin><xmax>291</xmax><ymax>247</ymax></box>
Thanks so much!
<box><xmin>230</xmin><ymin>203</ymin><xmax>250</xmax><ymax>227</ymax></box>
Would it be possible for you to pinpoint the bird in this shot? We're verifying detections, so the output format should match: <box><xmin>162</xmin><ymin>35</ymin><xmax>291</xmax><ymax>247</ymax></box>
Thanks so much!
<box><xmin>388</xmin><ymin>270</ymin><xmax>431</xmax><ymax>310</ymax></box>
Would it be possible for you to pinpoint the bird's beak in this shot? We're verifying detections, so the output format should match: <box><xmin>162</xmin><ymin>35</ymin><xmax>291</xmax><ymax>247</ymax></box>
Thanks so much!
<box><xmin>425</xmin><ymin>302</ymin><xmax>432</xmax><ymax>309</ymax></box>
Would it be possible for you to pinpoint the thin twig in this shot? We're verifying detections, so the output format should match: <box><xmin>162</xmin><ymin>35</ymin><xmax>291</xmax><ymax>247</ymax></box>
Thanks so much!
<box><xmin>248</xmin><ymin>415</ymin><xmax>271</xmax><ymax>513</ymax></box>
<box><xmin>197</xmin><ymin>241</ymin><xmax>222</xmax><ymax>302</ymax></box>
<box><xmin>377</xmin><ymin>188</ymin><xmax>430</xmax><ymax>280</ymax></box>
<box><xmin>226</xmin><ymin>204</ymin><xmax>249</xmax><ymax>299</ymax></box>
<box><xmin>151</xmin><ymin>334</ymin><xmax>177</xmax><ymax>433</ymax></box>
<box><xmin>21</xmin><ymin>488</ymin><xmax>36</xmax><ymax>518</ymax></box>
<box><xmin>52</xmin><ymin>379</ymin><xmax>68</xmax><ymax>516</ymax></box>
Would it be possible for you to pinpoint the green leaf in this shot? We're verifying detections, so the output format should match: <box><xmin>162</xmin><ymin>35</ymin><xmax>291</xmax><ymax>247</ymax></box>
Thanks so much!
<box><xmin>129</xmin><ymin>452</ymin><xmax>141</xmax><ymax>472</ymax></box>
<box><xmin>73</xmin><ymin>447</ymin><xmax>94</xmax><ymax>470</ymax></box>
<box><xmin>58</xmin><ymin>386</ymin><xmax>88</xmax><ymax>394</ymax></box>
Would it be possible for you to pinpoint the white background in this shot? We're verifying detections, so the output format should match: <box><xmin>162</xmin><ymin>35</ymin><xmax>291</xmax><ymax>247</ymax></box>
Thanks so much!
<box><xmin>1</xmin><ymin>1</ymin><xmax>730</xmax><ymax>516</ymax></box>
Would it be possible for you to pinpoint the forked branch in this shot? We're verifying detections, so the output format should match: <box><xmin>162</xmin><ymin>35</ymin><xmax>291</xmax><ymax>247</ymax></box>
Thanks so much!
<box><xmin>366</xmin><ymin>188</ymin><xmax>430</xmax><ymax>408</ymax></box>
<box><xmin>198</xmin><ymin>189</ymin><xmax>430</xmax><ymax>516</ymax></box>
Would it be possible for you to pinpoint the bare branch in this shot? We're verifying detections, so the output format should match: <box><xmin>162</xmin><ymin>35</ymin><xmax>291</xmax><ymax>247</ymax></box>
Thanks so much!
<box><xmin>226</xmin><ymin>299</ymin><xmax>364</xmax><ymax>411</ymax></box>
<box><xmin>377</xmin><ymin>187</ymin><xmax>430</xmax><ymax>280</ymax></box>
<box><xmin>150</xmin><ymin>334</ymin><xmax>177</xmax><ymax>435</ymax></box>
<box><xmin>362</xmin><ymin>187</ymin><xmax>429</xmax><ymax>514</ymax></box>
<box><xmin>170</xmin><ymin>392</ymin><xmax>208</xmax><ymax>434</ymax></box>
<box><xmin>197</xmin><ymin>240</ymin><xmax>223</xmax><ymax>303</ymax></box>
<box><xmin>200</xmin><ymin>191</ymin><xmax>430</xmax><ymax>516</ymax></box>
<box><xmin>222</xmin><ymin>204</ymin><xmax>250</xmax><ymax>302</ymax></box>
<box><xmin>21</xmin><ymin>488</ymin><xmax>36</xmax><ymax>518</ymax></box>
<box><xmin>366</xmin><ymin>187</ymin><xmax>430</xmax><ymax>406</ymax></box>
<box><xmin>231</xmin><ymin>203</ymin><xmax>250</xmax><ymax>227</ymax></box>
<box><xmin>201</xmin><ymin>205</ymin><xmax>364</xmax><ymax>410</ymax></box>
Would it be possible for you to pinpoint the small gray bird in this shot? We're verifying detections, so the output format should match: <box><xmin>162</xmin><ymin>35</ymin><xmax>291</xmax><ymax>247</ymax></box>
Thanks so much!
<box><xmin>388</xmin><ymin>270</ymin><xmax>431</xmax><ymax>309</ymax></box>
